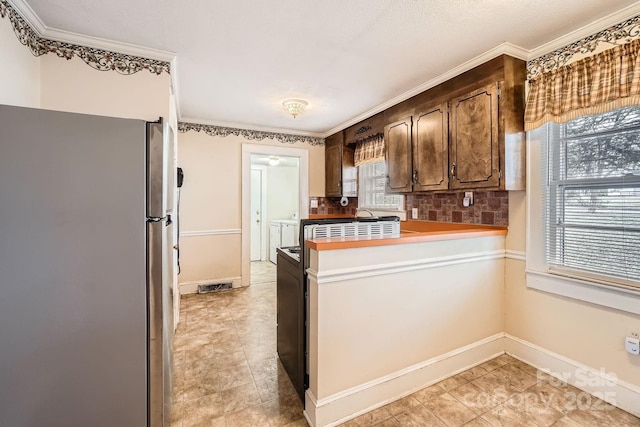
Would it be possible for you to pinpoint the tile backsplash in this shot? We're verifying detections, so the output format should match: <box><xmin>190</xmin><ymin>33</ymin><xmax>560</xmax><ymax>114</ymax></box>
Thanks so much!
<box><xmin>309</xmin><ymin>197</ymin><xmax>358</xmax><ymax>216</ymax></box>
<box><xmin>309</xmin><ymin>192</ymin><xmax>508</xmax><ymax>226</ymax></box>
<box><xmin>405</xmin><ymin>191</ymin><xmax>509</xmax><ymax>226</ymax></box>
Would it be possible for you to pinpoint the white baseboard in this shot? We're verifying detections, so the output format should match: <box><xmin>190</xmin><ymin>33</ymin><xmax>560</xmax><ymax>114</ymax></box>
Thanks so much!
<box><xmin>303</xmin><ymin>333</ymin><xmax>640</xmax><ymax>426</ymax></box>
<box><xmin>504</xmin><ymin>334</ymin><xmax>640</xmax><ymax>417</ymax></box>
<box><xmin>304</xmin><ymin>333</ymin><xmax>506</xmax><ymax>427</ymax></box>
<box><xmin>178</xmin><ymin>276</ymin><xmax>243</xmax><ymax>294</ymax></box>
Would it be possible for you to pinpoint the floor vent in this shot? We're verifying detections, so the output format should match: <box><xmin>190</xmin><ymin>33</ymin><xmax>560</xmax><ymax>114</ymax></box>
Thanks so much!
<box><xmin>198</xmin><ymin>283</ymin><xmax>232</xmax><ymax>294</ymax></box>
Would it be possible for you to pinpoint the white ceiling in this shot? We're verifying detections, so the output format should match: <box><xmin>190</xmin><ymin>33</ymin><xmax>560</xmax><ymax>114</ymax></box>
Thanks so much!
<box><xmin>18</xmin><ymin>0</ymin><xmax>640</xmax><ymax>136</ymax></box>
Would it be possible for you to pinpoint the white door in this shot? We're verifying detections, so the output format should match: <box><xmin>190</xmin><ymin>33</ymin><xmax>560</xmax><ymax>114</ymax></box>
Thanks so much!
<box><xmin>250</xmin><ymin>168</ymin><xmax>263</xmax><ymax>261</ymax></box>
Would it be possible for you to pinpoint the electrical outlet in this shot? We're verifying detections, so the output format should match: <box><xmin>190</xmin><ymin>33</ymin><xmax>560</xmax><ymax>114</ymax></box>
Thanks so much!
<box><xmin>625</xmin><ymin>336</ymin><xmax>640</xmax><ymax>355</ymax></box>
<box><xmin>310</xmin><ymin>198</ymin><xmax>318</xmax><ymax>208</ymax></box>
<box><xmin>411</xmin><ymin>208</ymin><xmax>418</xmax><ymax>219</ymax></box>
<box><xmin>631</xmin><ymin>331</ymin><xmax>640</xmax><ymax>340</ymax></box>
<box><xmin>464</xmin><ymin>191</ymin><xmax>474</xmax><ymax>205</ymax></box>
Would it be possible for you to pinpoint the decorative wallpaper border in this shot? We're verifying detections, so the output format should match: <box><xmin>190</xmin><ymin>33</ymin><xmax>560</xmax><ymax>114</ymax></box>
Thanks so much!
<box><xmin>527</xmin><ymin>14</ymin><xmax>640</xmax><ymax>79</ymax></box>
<box><xmin>0</xmin><ymin>0</ymin><xmax>169</xmax><ymax>75</ymax></box>
<box><xmin>178</xmin><ymin>122</ymin><xmax>325</xmax><ymax>146</ymax></box>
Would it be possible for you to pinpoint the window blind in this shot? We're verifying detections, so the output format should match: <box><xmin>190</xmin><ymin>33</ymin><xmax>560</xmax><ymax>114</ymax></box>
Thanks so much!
<box><xmin>543</xmin><ymin>106</ymin><xmax>640</xmax><ymax>287</ymax></box>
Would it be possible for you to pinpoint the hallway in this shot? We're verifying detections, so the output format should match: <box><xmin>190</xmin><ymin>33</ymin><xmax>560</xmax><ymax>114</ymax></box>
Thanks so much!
<box><xmin>171</xmin><ymin>281</ymin><xmax>306</xmax><ymax>426</ymax></box>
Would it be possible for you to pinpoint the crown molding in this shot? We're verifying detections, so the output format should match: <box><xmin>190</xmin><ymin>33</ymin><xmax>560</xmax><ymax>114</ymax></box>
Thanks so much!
<box><xmin>41</xmin><ymin>26</ymin><xmax>176</xmax><ymax>63</ymax></box>
<box><xmin>8</xmin><ymin>0</ymin><xmax>175</xmax><ymax>62</ymax></box>
<box><xmin>324</xmin><ymin>42</ymin><xmax>529</xmax><ymax>137</ymax></box>
<box><xmin>7</xmin><ymin>0</ymin><xmax>43</xmax><ymax>33</ymax></box>
<box><xmin>2</xmin><ymin>0</ymin><xmax>173</xmax><ymax>75</ymax></box>
<box><xmin>527</xmin><ymin>2</ymin><xmax>640</xmax><ymax>61</ymax></box>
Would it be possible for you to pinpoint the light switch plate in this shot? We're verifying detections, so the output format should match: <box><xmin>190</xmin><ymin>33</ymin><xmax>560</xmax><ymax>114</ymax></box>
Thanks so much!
<box><xmin>310</xmin><ymin>199</ymin><xmax>318</xmax><ymax>208</ymax></box>
<box><xmin>411</xmin><ymin>208</ymin><xmax>418</xmax><ymax>219</ymax></box>
<box><xmin>625</xmin><ymin>336</ymin><xmax>640</xmax><ymax>355</ymax></box>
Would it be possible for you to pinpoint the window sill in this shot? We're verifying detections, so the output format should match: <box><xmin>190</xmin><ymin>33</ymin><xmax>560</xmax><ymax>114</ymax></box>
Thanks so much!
<box><xmin>525</xmin><ymin>269</ymin><xmax>640</xmax><ymax>315</ymax></box>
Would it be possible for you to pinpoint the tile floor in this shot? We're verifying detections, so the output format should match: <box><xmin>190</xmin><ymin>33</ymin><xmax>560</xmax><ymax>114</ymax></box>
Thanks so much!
<box><xmin>251</xmin><ymin>260</ymin><xmax>277</xmax><ymax>285</ymax></box>
<box><xmin>171</xmin><ymin>278</ymin><xmax>639</xmax><ymax>427</ymax></box>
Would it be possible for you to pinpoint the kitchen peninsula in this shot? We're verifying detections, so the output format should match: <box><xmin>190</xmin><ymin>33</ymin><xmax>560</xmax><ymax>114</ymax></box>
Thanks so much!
<box><xmin>303</xmin><ymin>221</ymin><xmax>507</xmax><ymax>427</ymax></box>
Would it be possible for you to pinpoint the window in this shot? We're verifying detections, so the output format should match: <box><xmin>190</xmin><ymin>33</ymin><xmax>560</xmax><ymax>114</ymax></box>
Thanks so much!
<box><xmin>358</xmin><ymin>161</ymin><xmax>404</xmax><ymax>210</ymax></box>
<box><xmin>543</xmin><ymin>106</ymin><xmax>640</xmax><ymax>287</ymax></box>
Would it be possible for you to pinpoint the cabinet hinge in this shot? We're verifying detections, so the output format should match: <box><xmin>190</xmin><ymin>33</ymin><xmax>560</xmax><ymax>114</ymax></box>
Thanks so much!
<box><xmin>497</xmin><ymin>86</ymin><xmax>501</xmax><ymax>97</ymax></box>
<box><xmin>499</xmin><ymin>170</ymin><xmax>502</xmax><ymax>179</ymax></box>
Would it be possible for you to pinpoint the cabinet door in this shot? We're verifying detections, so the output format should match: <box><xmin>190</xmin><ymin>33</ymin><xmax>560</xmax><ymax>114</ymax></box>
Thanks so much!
<box><xmin>325</xmin><ymin>134</ymin><xmax>342</xmax><ymax>197</ymax></box>
<box><xmin>384</xmin><ymin>117</ymin><xmax>413</xmax><ymax>193</ymax></box>
<box><xmin>449</xmin><ymin>83</ymin><xmax>500</xmax><ymax>189</ymax></box>
<box><xmin>413</xmin><ymin>103</ymin><xmax>449</xmax><ymax>191</ymax></box>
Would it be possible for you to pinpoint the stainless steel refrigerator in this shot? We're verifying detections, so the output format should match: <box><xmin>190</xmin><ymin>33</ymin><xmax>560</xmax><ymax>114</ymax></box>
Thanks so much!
<box><xmin>0</xmin><ymin>104</ymin><xmax>174</xmax><ymax>426</ymax></box>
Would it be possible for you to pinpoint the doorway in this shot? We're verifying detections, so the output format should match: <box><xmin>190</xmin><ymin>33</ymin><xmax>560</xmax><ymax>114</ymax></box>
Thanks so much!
<box><xmin>241</xmin><ymin>144</ymin><xmax>309</xmax><ymax>286</ymax></box>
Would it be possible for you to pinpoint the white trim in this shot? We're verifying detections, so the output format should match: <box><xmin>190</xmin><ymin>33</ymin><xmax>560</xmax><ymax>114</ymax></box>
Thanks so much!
<box><xmin>528</xmin><ymin>2</ymin><xmax>640</xmax><ymax>61</ymax></box>
<box><xmin>505</xmin><ymin>250</ymin><xmax>526</xmax><ymax>261</ymax></box>
<box><xmin>525</xmin><ymin>270</ymin><xmax>640</xmax><ymax>315</ymax></box>
<box><xmin>179</xmin><ymin>229</ymin><xmax>241</xmax><ymax>237</ymax></box>
<box><xmin>170</xmin><ymin>57</ymin><xmax>182</xmax><ymax>121</ymax></box>
<box><xmin>7</xmin><ymin>0</ymin><xmax>175</xmax><ymax>62</ymax></box>
<box><xmin>504</xmin><ymin>334</ymin><xmax>640</xmax><ymax>418</ymax></box>
<box><xmin>307</xmin><ymin>250</ymin><xmax>505</xmax><ymax>284</ymax></box>
<box><xmin>178</xmin><ymin>276</ymin><xmax>243</xmax><ymax>294</ymax></box>
<box><xmin>304</xmin><ymin>334</ymin><xmax>506</xmax><ymax>427</ymax></box>
<box><xmin>323</xmin><ymin>42</ymin><xmax>528</xmax><ymax>137</ymax></box>
<box><xmin>42</xmin><ymin>28</ymin><xmax>176</xmax><ymax>62</ymax></box>
<box><xmin>7</xmin><ymin>0</ymin><xmax>45</xmax><ymax>34</ymax></box>
<box><xmin>250</xmin><ymin>165</ymin><xmax>268</xmax><ymax>261</ymax></box>
<box><xmin>241</xmin><ymin>144</ymin><xmax>309</xmax><ymax>286</ymax></box>
<box><xmin>526</xmin><ymin>128</ymin><xmax>640</xmax><ymax>316</ymax></box>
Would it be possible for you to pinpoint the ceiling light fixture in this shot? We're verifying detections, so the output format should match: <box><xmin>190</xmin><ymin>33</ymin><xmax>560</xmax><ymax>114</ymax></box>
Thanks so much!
<box><xmin>282</xmin><ymin>99</ymin><xmax>309</xmax><ymax>118</ymax></box>
<box><xmin>268</xmin><ymin>156</ymin><xmax>280</xmax><ymax>166</ymax></box>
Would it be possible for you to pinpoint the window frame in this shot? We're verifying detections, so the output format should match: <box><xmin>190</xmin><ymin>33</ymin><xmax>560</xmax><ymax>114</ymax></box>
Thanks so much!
<box><xmin>357</xmin><ymin>161</ymin><xmax>405</xmax><ymax>212</ymax></box>
<box><xmin>526</xmin><ymin>120</ymin><xmax>640</xmax><ymax>316</ymax></box>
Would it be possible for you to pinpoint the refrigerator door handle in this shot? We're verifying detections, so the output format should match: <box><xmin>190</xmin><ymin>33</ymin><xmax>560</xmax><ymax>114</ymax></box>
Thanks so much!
<box><xmin>146</xmin><ymin>216</ymin><xmax>167</xmax><ymax>223</ymax></box>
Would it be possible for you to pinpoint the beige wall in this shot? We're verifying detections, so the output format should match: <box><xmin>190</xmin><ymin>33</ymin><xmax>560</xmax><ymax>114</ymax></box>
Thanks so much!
<box><xmin>178</xmin><ymin>130</ymin><xmax>324</xmax><ymax>285</ymax></box>
<box><xmin>39</xmin><ymin>55</ymin><xmax>171</xmax><ymax>121</ymax></box>
<box><xmin>0</xmin><ymin>18</ymin><xmax>40</xmax><ymax>108</ymax></box>
<box><xmin>504</xmin><ymin>183</ymin><xmax>640</xmax><ymax>387</ymax></box>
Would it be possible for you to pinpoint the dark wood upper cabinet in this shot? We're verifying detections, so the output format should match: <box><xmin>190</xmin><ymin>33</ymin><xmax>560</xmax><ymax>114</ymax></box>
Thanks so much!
<box><xmin>344</xmin><ymin>112</ymin><xmax>385</xmax><ymax>146</ymax></box>
<box><xmin>325</xmin><ymin>131</ymin><xmax>357</xmax><ymax>197</ymax></box>
<box><xmin>413</xmin><ymin>103</ymin><xmax>449</xmax><ymax>191</ymax></box>
<box><xmin>449</xmin><ymin>83</ymin><xmax>500</xmax><ymax>189</ymax></box>
<box><xmin>328</xmin><ymin>55</ymin><xmax>525</xmax><ymax>194</ymax></box>
<box><xmin>384</xmin><ymin>117</ymin><xmax>413</xmax><ymax>193</ymax></box>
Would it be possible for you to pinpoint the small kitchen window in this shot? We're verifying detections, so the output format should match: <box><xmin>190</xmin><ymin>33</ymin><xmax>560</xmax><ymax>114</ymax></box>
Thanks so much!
<box><xmin>358</xmin><ymin>161</ymin><xmax>404</xmax><ymax>210</ymax></box>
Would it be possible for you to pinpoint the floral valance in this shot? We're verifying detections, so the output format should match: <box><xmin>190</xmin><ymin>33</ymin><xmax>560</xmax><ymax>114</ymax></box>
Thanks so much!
<box><xmin>525</xmin><ymin>38</ymin><xmax>640</xmax><ymax>130</ymax></box>
<box><xmin>354</xmin><ymin>133</ymin><xmax>385</xmax><ymax>166</ymax></box>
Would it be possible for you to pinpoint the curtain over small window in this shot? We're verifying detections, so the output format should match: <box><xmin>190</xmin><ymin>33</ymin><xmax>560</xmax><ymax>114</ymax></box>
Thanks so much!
<box><xmin>354</xmin><ymin>134</ymin><xmax>385</xmax><ymax>166</ymax></box>
<box><xmin>525</xmin><ymin>38</ymin><xmax>640</xmax><ymax>131</ymax></box>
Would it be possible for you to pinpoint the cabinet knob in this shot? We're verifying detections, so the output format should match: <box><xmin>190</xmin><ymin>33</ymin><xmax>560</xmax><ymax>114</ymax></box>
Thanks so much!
<box><xmin>412</xmin><ymin>170</ymin><xmax>418</xmax><ymax>183</ymax></box>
